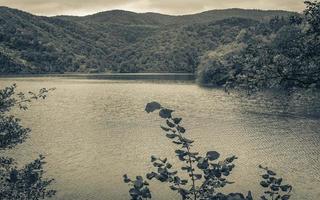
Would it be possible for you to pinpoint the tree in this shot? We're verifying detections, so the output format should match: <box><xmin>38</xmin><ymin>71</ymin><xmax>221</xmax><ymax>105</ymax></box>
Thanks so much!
<box><xmin>197</xmin><ymin>1</ymin><xmax>320</xmax><ymax>92</ymax></box>
<box><xmin>123</xmin><ymin>102</ymin><xmax>292</xmax><ymax>200</ymax></box>
<box><xmin>0</xmin><ymin>84</ymin><xmax>56</xmax><ymax>199</ymax></box>
<box><xmin>304</xmin><ymin>1</ymin><xmax>320</xmax><ymax>36</ymax></box>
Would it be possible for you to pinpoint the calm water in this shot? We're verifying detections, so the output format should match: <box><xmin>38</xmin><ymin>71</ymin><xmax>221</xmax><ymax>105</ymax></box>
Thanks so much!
<box><xmin>1</xmin><ymin>78</ymin><xmax>320</xmax><ymax>200</ymax></box>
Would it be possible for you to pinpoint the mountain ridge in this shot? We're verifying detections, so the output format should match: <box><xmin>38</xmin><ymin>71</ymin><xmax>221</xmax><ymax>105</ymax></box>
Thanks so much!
<box><xmin>64</xmin><ymin>8</ymin><xmax>298</xmax><ymax>25</ymax></box>
<box><xmin>0</xmin><ymin>6</ymin><xmax>297</xmax><ymax>25</ymax></box>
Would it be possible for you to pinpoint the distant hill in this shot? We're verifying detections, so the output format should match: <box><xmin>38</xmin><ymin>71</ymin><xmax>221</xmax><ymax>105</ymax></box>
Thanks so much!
<box><xmin>60</xmin><ymin>8</ymin><xmax>295</xmax><ymax>26</ymax></box>
<box><xmin>64</xmin><ymin>8</ymin><xmax>296</xmax><ymax>26</ymax></box>
<box><xmin>0</xmin><ymin>6</ymin><xmax>298</xmax><ymax>74</ymax></box>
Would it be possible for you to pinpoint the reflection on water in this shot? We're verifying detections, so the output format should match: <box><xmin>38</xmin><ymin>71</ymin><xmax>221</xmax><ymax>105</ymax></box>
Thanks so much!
<box><xmin>0</xmin><ymin>78</ymin><xmax>319</xmax><ymax>200</ymax></box>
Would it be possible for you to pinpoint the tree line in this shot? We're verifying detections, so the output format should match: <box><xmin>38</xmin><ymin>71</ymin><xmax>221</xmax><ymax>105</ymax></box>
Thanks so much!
<box><xmin>197</xmin><ymin>1</ymin><xmax>320</xmax><ymax>91</ymax></box>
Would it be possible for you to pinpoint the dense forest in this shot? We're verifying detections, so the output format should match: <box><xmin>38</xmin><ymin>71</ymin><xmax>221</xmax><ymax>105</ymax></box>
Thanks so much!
<box><xmin>0</xmin><ymin>6</ymin><xmax>296</xmax><ymax>74</ymax></box>
<box><xmin>197</xmin><ymin>1</ymin><xmax>320</xmax><ymax>90</ymax></box>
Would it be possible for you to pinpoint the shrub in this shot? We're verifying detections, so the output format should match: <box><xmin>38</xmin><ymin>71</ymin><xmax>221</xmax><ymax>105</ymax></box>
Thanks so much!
<box><xmin>123</xmin><ymin>102</ymin><xmax>292</xmax><ymax>200</ymax></box>
<box><xmin>0</xmin><ymin>84</ymin><xmax>56</xmax><ymax>199</ymax></box>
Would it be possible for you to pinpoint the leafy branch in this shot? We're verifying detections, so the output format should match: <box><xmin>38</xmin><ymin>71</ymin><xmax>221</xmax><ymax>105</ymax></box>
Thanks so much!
<box><xmin>0</xmin><ymin>84</ymin><xmax>56</xmax><ymax>199</ymax></box>
<box><xmin>123</xmin><ymin>102</ymin><xmax>293</xmax><ymax>200</ymax></box>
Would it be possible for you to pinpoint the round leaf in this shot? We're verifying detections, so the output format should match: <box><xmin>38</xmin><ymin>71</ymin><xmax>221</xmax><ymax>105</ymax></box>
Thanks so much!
<box><xmin>206</xmin><ymin>151</ymin><xmax>220</xmax><ymax>161</ymax></box>
<box><xmin>159</xmin><ymin>108</ymin><xmax>174</xmax><ymax>119</ymax></box>
<box><xmin>145</xmin><ymin>102</ymin><xmax>161</xmax><ymax>113</ymax></box>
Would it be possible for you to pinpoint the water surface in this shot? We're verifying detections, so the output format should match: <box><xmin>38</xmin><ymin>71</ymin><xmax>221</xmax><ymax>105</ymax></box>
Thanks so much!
<box><xmin>0</xmin><ymin>78</ymin><xmax>319</xmax><ymax>200</ymax></box>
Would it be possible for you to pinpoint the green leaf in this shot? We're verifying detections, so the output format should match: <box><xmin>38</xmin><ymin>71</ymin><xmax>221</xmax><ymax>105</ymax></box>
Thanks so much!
<box><xmin>145</xmin><ymin>102</ymin><xmax>161</xmax><ymax>113</ymax></box>
<box><xmin>270</xmin><ymin>185</ymin><xmax>279</xmax><ymax>191</ymax></box>
<box><xmin>166</xmin><ymin>134</ymin><xmax>177</xmax><ymax>139</ymax></box>
<box><xmin>172</xmin><ymin>141</ymin><xmax>183</xmax><ymax>145</ymax></box>
<box><xmin>276</xmin><ymin>178</ymin><xmax>283</xmax><ymax>185</ymax></box>
<box><xmin>281</xmin><ymin>195</ymin><xmax>290</xmax><ymax>200</ymax></box>
<box><xmin>181</xmin><ymin>166</ymin><xmax>192</xmax><ymax>171</ymax></box>
<box><xmin>181</xmin><ymin>137</ymin><xmax>193</xmax><ymax>144</ymax></box>
<box><xmin>246</xmin><ymin>191</ymin><xmax>253</xmax><ymax>200</ymax></box>
<box><xmin>166</xmin><ymin>120</ymin><xmax>175</xmax><ymax>128</ymax></box>
<box><xmin>173</xmin><ymin>118</ymin><xmax>182</xmax><ymax>124</ymax></box>
<box><xmin>223</xmin><ymin>171</ymin><xmax>230</xmax><ymax>176</ymax></box>
<box><xmin>173</xmin><ymin>176</ymin><xmax>181</xmax><ymax>184</ymax></box>
<box><xmin>170</xmin><ymin>185</ymin><xmax>178</xmax><ymax>191</ymax></box>
<box><xmin>197</xmin><ymin>158</ymin><xmax>209</xmax><ymax>169</ymax></box>
<box><xmin>225</xmin><ymin>155</ymin><xmax>238</xmax><ymax>163</ymax></box>
<box><xmin>151</xmin><ymin>155</ymin><xmax>157</xmax><ymax>162</ymax></box>
<box><xmin>177</xmin><ymin>125</ymin><xmax>186</xmax><ymax>133</ymax></box>
<box><xmin>159</xmin><ymin>108</ymin><xmax>174</xmax><ymax>119</ymax></box>
<box><xmin>158</xmin><ymin>167</ymin><xmax>167</xmax><ymax>174</ymax></box>
<box><xmin>153</xmin><ymin>162</ymin><xmax>164</xmax><ymax>167</ymax></box>
<box><xmin>129</xmin><ymin>188</ymin><xmax>139</xmax><ymax>197</ymax></box>
<box><xmin>178</xmin><ymin>155</ymin><xmax>186</xmax><ymax>161</ymax></box>
<box><xmin>178</xmin><ymin>188</ymin><xmax>190</xmax><ymax>196</ymax></box>
<box><xmin>166</xmin><ymin>163</ymin><xmax>172</xmax><ymax>169</ymax></box>
<box><xmin>156</xmin><ymin>174</ymin><xmax>168</xmax><ymax>182</ymax></box>
<box><xmin>194</xmin><ymin>174</ymin><xmax>202</xmax><ymax>180</ymax></box>
<box><xmin>123</xmin><ymin>174</ymin><xmax>131</xmax><ymax>183</ymax></box>
<box><xmin>146</xmin><ymin>172</ymin><xmax>156</xmax><ymax>180</ymax></box>
<box><xmin>160</xmin><ymin>125</ymin><xmax>170</xmax><ymax>132</ymax></box>
<box><xmin>280</xmin><ymin>185</ymin><xmax>292</xmax><ymax>192</ymax></box>
<box><xmin>141</xmin><ymin>187</ymin><xmax>151</xmax><ymax>198</ymax></box>
<box><xmin>206</xmin><ymin>151</ymin><xmax>220</xmax><ymax>161</ymax></box>
<box><xmin>161</xmin><ymin>158</ymin><xmax>167</xmax><ymax>163</ymax></box>
<box><xmin>181</xmin><ymin>179</ymin><xmax>188</xmax><ymax>185</ymax></box>
<box><xmin>267</xmin><ymin>170</ymin><xmax>276</xmax><ymax>176</ymax></box>
<box><xmin>260</xmin><ymin>181</ymin><xmax>269</xmax><ymax>188</ymax></box>
<box><xmin>134</xmin><ymin>176</ymin><xmax>144</xmax><ymax>189</ymax></box>
<box><xmin>175</xmin><ymin>150</ymin><xmax>186</xmax><ymax>155</ymax></box>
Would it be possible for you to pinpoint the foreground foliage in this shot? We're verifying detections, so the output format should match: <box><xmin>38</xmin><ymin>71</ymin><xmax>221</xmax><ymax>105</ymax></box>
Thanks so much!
<box><xmin>0</xmin><ymin>84</ymin><xmax>56</xmax><ymax>199</ymax></box>
<box><xmin>123</xmin><ymin>102</ymin><xmax>292</xmax><ymax>200</ymax></box>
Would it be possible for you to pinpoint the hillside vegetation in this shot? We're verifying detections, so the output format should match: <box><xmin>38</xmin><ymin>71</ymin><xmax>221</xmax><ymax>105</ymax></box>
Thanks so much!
<box><xmin>0</xmin><ymin>6</ymin><xmax>296</xmax><ymax>74</ymax></box>
<box><xmin>197</xmin><ymin>1</ymin><xmax>320</xmax><ymax>90</ymax></box>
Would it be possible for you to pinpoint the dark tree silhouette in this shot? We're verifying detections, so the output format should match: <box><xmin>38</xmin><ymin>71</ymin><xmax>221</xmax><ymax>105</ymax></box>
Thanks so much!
<box><xmin>0</xmin><ymin>84</ymin><xmax>56</xmax><ymax>199</ymax></box>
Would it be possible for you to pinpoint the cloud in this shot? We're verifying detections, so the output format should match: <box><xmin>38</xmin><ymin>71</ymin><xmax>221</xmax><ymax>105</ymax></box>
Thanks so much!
<box><xmin>0</xmin><ymin>0</ymin><xmax>305</xmax><ymax>16</ymax></box>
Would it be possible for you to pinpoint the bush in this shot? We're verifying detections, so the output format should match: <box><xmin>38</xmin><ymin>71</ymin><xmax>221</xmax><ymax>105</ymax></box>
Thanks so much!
<box><xmin>0</xmin><ymin>84</ymin><xmax>56</xmax><ymax>199</ymax></box>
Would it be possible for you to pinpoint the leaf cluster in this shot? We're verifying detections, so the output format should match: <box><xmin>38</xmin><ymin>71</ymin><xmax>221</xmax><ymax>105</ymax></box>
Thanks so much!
<box><xmin>259</xmin><ymin>165</ymin><xmax>292</xmax><ymax>200</ymax></box>
<box><xmin>0</xmin><ymin>84</ymin><xmax>55</xmax><ymax>149</ymax></box>
<box><xmin>0</xmin><ymin>84</ymin><xmax>56</xmax><ymax>199</ymax></box>
<box><xmin>0</xmin><ymin>155</ymin><xmax>56</xmax><ymax>199</ymax></box>
<box><xmin>123</xmin><ymin>175</ymin><xmax>151</xmax><ymax>200</ymax></box>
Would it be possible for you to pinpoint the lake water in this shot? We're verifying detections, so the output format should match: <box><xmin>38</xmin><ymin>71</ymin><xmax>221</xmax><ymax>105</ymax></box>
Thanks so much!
<box><xmin>0</xmin><ymin>77</ymin><xmax>320</xmax><ymax>200</ymax></box>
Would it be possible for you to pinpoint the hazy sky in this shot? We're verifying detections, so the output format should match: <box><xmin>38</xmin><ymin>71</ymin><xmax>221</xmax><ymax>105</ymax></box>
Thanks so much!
<box><xmin>0</xmin><ymin>0</ymin><xmax>305</xmax><ymax>16</ymax></box>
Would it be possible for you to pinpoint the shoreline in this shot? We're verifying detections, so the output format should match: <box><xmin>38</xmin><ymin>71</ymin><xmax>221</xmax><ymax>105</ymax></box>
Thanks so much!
<box><xmin>0</xmin><ymin>73</ymin><xmax>196</xmax><ymax>81</ymax></box>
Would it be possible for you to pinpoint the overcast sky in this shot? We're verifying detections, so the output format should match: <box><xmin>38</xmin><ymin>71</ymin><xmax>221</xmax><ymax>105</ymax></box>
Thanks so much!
<box><xmin>0</xmin><ymin>0</ymin><xmax>305</xmax><ymax>16</ymax></box>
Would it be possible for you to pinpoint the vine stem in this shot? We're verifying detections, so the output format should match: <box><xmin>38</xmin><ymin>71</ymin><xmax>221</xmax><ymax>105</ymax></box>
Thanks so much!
<box><xmin>186</xmin><ymin>142</ymin><xmax>197</xmax><ymax>200</ymax></box>
<box><xmin>176</xmin><ymin>127</ymin><xmax>197</xmax><ymax>200</ymax></box>
<box><xmin>175</xmin><ymin>182</ymin><xmax>184</xmax><ymax>200</ymax></box>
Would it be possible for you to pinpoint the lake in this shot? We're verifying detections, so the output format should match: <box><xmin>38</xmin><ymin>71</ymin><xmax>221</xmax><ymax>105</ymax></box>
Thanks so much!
<box><xmin>0</xmin><ymin>77</ymin><xmax>320</xmax><ymax>200</ymax></box>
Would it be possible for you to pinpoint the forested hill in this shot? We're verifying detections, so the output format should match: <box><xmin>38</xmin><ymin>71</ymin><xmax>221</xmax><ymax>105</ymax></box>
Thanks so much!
<box><xmin>65</xmin><ymin>9</ymin><xmax>294</xmax><ymax>25</ymax></box>
<box><xmin>0</xmin><ymin>6</ymin><xmax>297</xmax><ymax>74</ymax></box>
